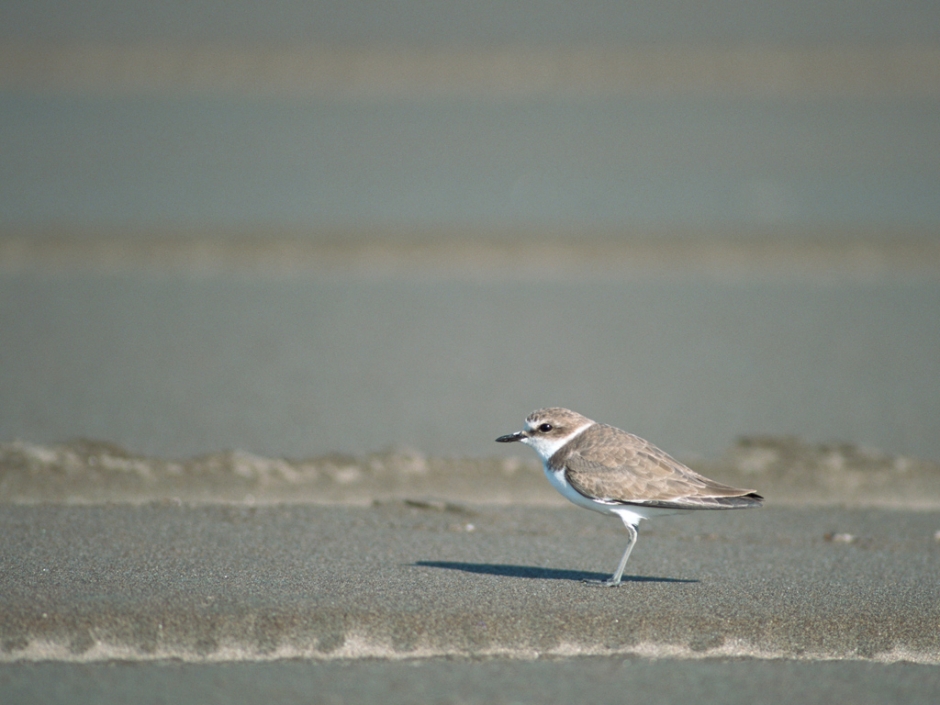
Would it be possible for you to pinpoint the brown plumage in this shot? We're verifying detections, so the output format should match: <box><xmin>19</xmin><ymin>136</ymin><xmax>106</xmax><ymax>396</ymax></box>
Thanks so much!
<box><xmin>553</xmin><ymin>423</ymin><xmax>763</xmax><ymax>510</ymax></box>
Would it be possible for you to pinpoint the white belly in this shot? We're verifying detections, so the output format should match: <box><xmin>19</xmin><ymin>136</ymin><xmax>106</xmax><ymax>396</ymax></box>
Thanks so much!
<box><xmin>544</xmin><ymin>464</ymin><xmax>619</xmax><ymax>515</ymax></box>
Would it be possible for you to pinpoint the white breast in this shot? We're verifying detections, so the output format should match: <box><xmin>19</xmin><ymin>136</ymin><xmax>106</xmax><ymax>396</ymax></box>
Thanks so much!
<box><xmin>543</xmin><ymin>463</ymin><xmax>619</xmax><ymax>516</ymax></box>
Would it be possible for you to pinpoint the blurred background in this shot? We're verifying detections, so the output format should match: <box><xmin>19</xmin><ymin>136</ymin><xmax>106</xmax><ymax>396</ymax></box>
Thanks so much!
<box><xmin>1</xmin><ymin>1</ymin><xmax>938</xmax><ymax>461</ymax></box>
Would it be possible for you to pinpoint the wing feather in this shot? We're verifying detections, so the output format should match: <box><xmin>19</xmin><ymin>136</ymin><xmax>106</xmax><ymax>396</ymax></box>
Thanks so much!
<box><xmin>555</xmin><ymin>425</ymin><xmax>762</xmax><ymax>510</ymax></box>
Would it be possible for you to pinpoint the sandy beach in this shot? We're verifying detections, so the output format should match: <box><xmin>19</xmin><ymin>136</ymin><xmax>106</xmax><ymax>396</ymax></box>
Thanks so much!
<box><xmin>4</xmin><ymin>2</ymin><xmax>940</xmax><ymax>699</ymax></box>
<box><xmin>2</xmin><ymin>260</ymin><xmax>940</xmax><ymax>702</ymax></box>
<box><xmin>2</xmin><ymin>501</ymin><xmax>939</xmax><ymax>663</ymax></box>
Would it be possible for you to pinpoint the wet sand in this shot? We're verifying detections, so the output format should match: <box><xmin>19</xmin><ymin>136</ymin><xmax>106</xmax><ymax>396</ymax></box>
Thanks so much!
<box><xmin>2</xmin><ymin>266</ymin><xmax>940</xmax><ymax>463</ymax></box>
<box><xmin>4</xmin><ymin>658</ymin><xmax>939</xmax><ymax>705</ymax></box>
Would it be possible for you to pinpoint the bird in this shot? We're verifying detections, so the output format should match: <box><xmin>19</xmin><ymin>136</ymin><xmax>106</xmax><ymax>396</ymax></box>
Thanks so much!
<box><xmin>496</xmin><ymin>407</ymin><xmax>762</xmax><ymax>586</ymax></box>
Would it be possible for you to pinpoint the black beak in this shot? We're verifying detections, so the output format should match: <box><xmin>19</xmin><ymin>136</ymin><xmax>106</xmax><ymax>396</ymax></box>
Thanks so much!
<box><xmin>495</xmin><ymin>431</ymin><xmax>526</xmax><ymax>443</ymax></box>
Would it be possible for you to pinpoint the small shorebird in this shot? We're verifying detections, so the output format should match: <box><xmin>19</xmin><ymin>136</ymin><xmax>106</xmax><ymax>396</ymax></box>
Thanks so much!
<box><xmin>496</xmin><ymin>407</ymin><xmax>763</xmax><ymax>586</ymax></box>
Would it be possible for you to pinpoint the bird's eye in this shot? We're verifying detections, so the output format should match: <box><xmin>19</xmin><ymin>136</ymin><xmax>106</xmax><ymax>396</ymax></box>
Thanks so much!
<box><xmin>538</xmin><ymin>423</ymin><xmax>553</xmax><ymax>432</ymax></box>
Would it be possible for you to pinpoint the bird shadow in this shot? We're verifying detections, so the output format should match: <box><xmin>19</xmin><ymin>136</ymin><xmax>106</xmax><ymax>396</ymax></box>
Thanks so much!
<box><xmin>414</xmin><ymin>561</ymin><xmax>697</xmax><ymax>584</ymax></box>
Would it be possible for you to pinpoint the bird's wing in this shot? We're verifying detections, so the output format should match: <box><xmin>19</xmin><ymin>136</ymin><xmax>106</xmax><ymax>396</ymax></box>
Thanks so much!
<box><xmin>561</xmin><ymin>426</ymin><xmax>762</xmax><ymax>509</ymax></box>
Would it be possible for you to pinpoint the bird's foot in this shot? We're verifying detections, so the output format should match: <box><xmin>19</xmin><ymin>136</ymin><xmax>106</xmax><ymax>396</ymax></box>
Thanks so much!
<box><xmin>581</xmin><ymin>577</ymin><xmax>623</xmax><ymax>587</ymax></box>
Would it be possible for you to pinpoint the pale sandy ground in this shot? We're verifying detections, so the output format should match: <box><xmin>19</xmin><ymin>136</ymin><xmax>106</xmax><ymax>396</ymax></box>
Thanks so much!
<box><xmin>4</xmin><ymin>378</ymin><xmax>940</xmax><ymax>705</ymax></box>
<box><xmin>4</xmin><ymin>502</ymin><xmax>940</xmax><ymax>662</ymax></box>
<box><xmin>3</xmin><ymin>435</ymin><xmax>940</xmax><ymax>705</ymax></box>
<box><xmin>2</xmin><ymin>501</ymin><xmax>940</xmax><ymax>702</ymax></box>
<box><xmin>4</xmin><ymin>432</ymin><xmax>940</xmax><ymax>661</ymax></box>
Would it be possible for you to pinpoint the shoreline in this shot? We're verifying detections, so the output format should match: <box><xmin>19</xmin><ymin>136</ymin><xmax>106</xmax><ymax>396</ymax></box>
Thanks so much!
<box><xmin>3</xmin><ymin>229</ymin><xmax>940</xmax><ymax>280</ymax></box>
<box><xmin>2</xmin><ymin>436</ymin><xmax>939</xmax><ymax>508</ymax></box>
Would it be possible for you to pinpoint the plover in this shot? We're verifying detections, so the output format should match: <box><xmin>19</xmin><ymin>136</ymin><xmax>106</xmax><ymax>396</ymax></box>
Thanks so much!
<box><xmin>496</xmin><ymin>407</ymin><xmax>763</xmax><ymax>586</ymax></box>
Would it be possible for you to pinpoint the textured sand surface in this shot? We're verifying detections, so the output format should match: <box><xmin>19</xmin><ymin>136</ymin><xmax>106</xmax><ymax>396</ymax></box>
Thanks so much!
<box><xmin>2</xmin><ymin>503</ymin><xmax>938</xmax><ymax>663</ymax></box>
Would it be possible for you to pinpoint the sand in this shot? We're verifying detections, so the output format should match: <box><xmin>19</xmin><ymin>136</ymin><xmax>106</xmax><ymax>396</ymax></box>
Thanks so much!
<box><xmin>2</xmin><ymin>503</ymin><xmax>938</xmax><ymax>663</ymax></box>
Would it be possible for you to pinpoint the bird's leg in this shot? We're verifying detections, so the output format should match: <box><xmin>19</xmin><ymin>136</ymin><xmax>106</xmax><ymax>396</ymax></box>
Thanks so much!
<box><xmin>583</xmin><ymin>522</ymin><xmax>638</xmax><ymax>587</ymax></box>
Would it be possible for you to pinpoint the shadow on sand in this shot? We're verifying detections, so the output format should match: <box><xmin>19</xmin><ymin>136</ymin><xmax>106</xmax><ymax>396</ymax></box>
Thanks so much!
<box><xmin>415</xmin><ymin>561</ymin><xmax>697</xmax><ymax>583</ymax></box>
